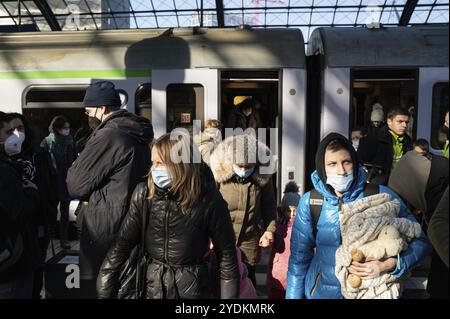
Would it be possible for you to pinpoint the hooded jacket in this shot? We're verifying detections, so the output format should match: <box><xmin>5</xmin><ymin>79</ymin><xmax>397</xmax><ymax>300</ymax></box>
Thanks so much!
<box><xmin>209</xmin><ymin>134</ymin><xmax>277</xmax><ymax>266</ymax></box>
<box><xmin>97</xmin><ymin>165</ymin><xmax>239</xmax><ymax>299</ymax></box>
<box><xmin>286</xmin><ymin>133</ymin><xmax>430</xmax><ymax>299</ymax></box>
<box><xmin>67</xmin><ymin>110</ymin><xmax>153</xmax><ymax>280</ymax></box>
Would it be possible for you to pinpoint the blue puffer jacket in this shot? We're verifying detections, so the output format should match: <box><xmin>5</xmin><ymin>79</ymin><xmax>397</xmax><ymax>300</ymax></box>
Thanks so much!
<box><xmin>286</xmin><ymin>165</ymin><xmax>431</xmax><ymax>299</ymax></box>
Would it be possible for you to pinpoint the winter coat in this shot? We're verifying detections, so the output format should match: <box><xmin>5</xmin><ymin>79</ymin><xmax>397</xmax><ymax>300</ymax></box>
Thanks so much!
<box><xmin>11</xmin><ymin>143</ymin><xmax>59</xmax><ymax>258</ymax></box>
<box><xmin>357</xmin><ymin>126</ymin><xmax>412</xmax><ymax>185</ymax></box>
<box><xmin>388</xmin><ymin>152</ymin><xmax>449</xmax><ymax>298</ymax></box>
<box><xmin>267</xmin><ymin>215</ymin><xmax>294</xmax><ymax>299</ymax></box>
<box><xmin>428</xmin><ymin>186</ymin><xmax>449</xmax><ymax>268</ymax></box>
<box><xmin>225</xmin><ymin>107</ymin><xmax>262</xmax><ymax>133</ymax></box>
<box><xmin>41</xmin><ymin>133</ymin><xmax>77</xmax><ymax>201</ymax></box>
<box><xmin>0</xmin><ymin>153</ymin><xmax>40</xmax><ymax>283</ymax></box>
<box><xmin>97</xmin><ymin>169</ymin><xmax>239</xmax><ymax>299</ymax></box>
<box><xmin>209</xmin><ymin>136</ymin><xmax>277</xmax><ymax>267</ymax></box>
<box><xmin>286</xmin><ymin>132</ymin><xmax>429</xmax><ymax>299</ymax></box>
<box><xmin>285</xmin><ymin>166</ymin><xmax>430</xmax><ymax>299</ymax></box>
<box><xmin>67</xmin><ymin>110</ymin><xmax>153</xmax><ymax>280</ymax></box>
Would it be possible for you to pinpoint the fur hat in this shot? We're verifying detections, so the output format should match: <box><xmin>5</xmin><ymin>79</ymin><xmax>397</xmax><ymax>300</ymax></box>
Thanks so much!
<box><xmin>209</xmin><ymin>133</ymin><xmax>273</xmax><ymax>185</ymax></box>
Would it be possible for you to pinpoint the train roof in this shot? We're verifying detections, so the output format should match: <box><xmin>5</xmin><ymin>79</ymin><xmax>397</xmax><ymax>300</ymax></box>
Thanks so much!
<box><xmin>307</xmin><ymin>26</ymin><xmax>449</xmax><ymax>68</ymax></box>
<box><xmin>0</xmin><ymin>28</ymin><xmax>305</xmax><ymax>72</ymax></box>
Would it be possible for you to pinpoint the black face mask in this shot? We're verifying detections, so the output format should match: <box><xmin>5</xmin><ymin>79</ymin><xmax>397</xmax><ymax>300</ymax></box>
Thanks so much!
<box><xmin>88</xmin><ymin>116</ymin><xmax>102</xmax><ymax>130</ymax></box>
<box><xmin>87</xmin><ymin>107</ymin><xmax>102</xmax><ymax>130</ymax></box>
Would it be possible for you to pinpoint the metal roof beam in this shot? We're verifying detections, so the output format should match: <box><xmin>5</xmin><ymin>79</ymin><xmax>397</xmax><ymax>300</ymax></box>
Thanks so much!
<box><xmin>33</xmin><ymin>0</ymin><xmax>61</xmax><ymax>31</ymax></box>
<box><xmin>399</xmin><ymin>0</ymin><xmax>418</xmax><ymax>26</ymax></box>
<box><xmin>215</xmin><ymin>0</ymin><xmax>224</xmax><ymax>27</ymax></box>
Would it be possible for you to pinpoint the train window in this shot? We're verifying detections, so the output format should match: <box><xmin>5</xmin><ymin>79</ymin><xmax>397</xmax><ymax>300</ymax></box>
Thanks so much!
<box><xmin>351</xmin><ymin>69</ymin><xmax>418</xmax><ymax>139</ymax></box>
<box><xmin>430</xmin><ymin>82</ymin><xmax>449</xmax><ymax>150</ymax></box>
<box><xmin>135</xmin><ymin>84</ymin><xmax>151</xmax><ymax>120</ymax></box>
<box><xmin>23</xmin><ymin>85</ymin><xmax>88</xmax><ymax>147</ymax></box>
<box><xmin>166</xmin><ymin>84</ymin><xmax>204</xmax><ymax>134</ymax></box>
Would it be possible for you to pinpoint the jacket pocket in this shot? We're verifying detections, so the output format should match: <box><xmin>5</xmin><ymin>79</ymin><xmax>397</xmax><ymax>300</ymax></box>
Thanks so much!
<box><xmin>309</xmin><ymin>271</ymin><xmax>321</xmax><ymax>298</ymax></box>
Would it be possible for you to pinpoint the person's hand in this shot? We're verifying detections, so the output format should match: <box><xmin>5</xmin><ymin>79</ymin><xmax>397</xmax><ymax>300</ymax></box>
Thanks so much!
<box><xmin>22</xmin><ymin>180</ymin><xmax>38</xmax><ymax>190</ymax></box>
<box><xmin>347</xmin><ymin>258</ymin><xmax>396</xmax><ymax>279</ymax></box>
<box><xmin>259</xmin><ymin>231</ymin><xmax>274</xmax><ymax>248</ymax></box>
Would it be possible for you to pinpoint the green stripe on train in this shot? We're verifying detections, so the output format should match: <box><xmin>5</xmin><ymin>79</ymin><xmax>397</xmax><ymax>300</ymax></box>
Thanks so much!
<box><xmin>0</xmin><ymin>69</ymin><xmax>151</xmax><ymax>79</ymax></box>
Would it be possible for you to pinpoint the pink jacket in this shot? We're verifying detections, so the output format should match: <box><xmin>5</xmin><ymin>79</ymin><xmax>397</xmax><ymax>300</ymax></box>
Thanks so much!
<box><xmin>266</xmin><ymin>216</ymin><xmax>294</xmax><ymax>299</ymax></box>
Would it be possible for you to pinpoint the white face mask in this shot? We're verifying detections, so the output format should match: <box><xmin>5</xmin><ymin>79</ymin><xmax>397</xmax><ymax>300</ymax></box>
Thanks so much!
<box><xmin>59</xmin><ymin>128</ymin><xmax>71</xmax><ymax>136</ymax></box>
<box><xmin>243</xmin><ymin>109</ymin><xmax>252</xmax><ymax>117</ymax></box>
<box><xmin>4</xmin><ymin>131</ymin><xmax>23</xmax><ymax>156</ymax></box>
<box><xmin>352</xmin><ymin>139</ymin><xmax>359</xmax><ymax>151</ymax></box>
<box><xmin>326</xmin><ymin>170</ymin><xmax>354</xmax><ymax>193</ymax></box>
<box><xmin>233</xmin><ymin>165</ymin><xmax>255</xmax><ymax>179</ymax></box>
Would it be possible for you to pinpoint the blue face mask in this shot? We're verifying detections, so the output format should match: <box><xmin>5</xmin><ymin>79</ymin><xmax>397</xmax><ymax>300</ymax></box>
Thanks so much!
<box><xmin>233</xmin><ymin>165</ymin><xmax>255</xmax><ymax>179</ymax></box>
<box><xmin>326</xmin><ymin>170</ymin><xmax>354</xmax><ymax>193</ymax></box>
<box><xmin>151</xmin><ymin>166</ymin><xmax>171</xmax><ymax>189</ymax></box>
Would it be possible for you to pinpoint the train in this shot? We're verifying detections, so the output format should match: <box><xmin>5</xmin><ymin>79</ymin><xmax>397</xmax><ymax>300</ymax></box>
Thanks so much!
<box><xmin>0</xmin><ymin>25</ymin><xmax>448</xmax><ymax>199</ymax></box>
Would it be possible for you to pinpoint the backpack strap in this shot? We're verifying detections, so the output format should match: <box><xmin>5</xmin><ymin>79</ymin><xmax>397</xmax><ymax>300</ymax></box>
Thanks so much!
<box><xmin>363</xmin><ymin>183</ymin><xmax>379</xmax><ymax>197</ymax></box>
<box><xmin>309</xmin><ymin>189</ymin><xmax>324</xmax><ymax>238</ymax></box>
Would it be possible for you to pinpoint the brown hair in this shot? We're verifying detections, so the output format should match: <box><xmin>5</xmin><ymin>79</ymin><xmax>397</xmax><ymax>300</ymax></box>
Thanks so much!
<box><xmin>325</xmin><ymin>138</ymin><xmax>350</xmax><ymax>153</ymax></box>
<box><xmin>49</xmin><ymin>115</ymin><xmax>69</xmax><ymax>133</ymax></box>
<box><xmin>205</xmin><ymin>119</ymin><xmax>222</xmax><ymax>129</ymax></box>
<box><xmin>148</xmin><ymin>133</ymin><xmax>201</xmax><ymax>214</ymax></box>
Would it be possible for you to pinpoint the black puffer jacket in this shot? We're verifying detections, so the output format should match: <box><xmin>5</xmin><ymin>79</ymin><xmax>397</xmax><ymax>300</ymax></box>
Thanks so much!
<box><xmin>97</xmin><ymin>169</ymin><xmax>240</xmax><ymax>299</ymax></box>
<box><xmin>67</xmin><ymin>110</ymin><xmax>153</xmax><ymax>280</ymax></box>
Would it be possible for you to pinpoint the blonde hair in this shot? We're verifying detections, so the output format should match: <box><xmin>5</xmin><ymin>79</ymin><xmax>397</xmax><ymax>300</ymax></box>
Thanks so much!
<box><xmin>148</xmin><ymin>133</ymin><xmax>201</xmax><ymax>214</ymax></box>
<box><xmin>205</xmin><ymin>119</ymin><xmax>222</xmax><ymax>129</ymax></box>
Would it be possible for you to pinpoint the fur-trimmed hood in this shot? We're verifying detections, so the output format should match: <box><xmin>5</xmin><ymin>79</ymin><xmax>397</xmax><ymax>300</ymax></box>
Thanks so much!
<box><xmin>209</xmin><ymin>134</ymin><xmax>275</xmax><ymax>187</ymax></box>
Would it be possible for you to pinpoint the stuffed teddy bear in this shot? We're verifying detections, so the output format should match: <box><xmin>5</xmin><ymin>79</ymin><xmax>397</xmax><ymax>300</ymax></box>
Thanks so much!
<box><xmin>347</xmin><ymin>225</ymin><xmax>408</xmax><ymax>288</ymax></box>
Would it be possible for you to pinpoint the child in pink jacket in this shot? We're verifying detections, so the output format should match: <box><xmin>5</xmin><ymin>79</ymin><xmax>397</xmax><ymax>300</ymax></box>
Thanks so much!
<box><xmin>266</xmin><ymin>182</ymin><xmax>300</xmax><ymax>299</ymax></box>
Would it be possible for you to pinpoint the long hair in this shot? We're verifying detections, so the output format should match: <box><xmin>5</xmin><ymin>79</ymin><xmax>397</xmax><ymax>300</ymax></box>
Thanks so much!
<box><xmin>148</xmin><ymin>132</ymin><xmax>202</xmax><ymax>214</ymax></box>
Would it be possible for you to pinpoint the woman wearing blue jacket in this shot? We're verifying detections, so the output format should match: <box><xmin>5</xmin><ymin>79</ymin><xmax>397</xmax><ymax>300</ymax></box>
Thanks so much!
<box><xmin>286</xmin><ymin>133</ymin><xmax>430</xmax><ymax>299</ymax></box>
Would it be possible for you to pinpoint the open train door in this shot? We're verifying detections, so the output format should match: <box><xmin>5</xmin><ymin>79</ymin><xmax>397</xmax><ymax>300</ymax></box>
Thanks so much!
<box><xmin>151</xmin><ymin>69</ymin><xmax>219</xmax><ymax>138</ymax></box>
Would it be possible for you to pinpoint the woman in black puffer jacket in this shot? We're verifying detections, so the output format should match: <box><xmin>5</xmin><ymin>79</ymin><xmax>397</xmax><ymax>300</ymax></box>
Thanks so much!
<box><xmin>97</xmin><ymin>133</ymin><xmax>239</xmax><ymax>299</ymax></box>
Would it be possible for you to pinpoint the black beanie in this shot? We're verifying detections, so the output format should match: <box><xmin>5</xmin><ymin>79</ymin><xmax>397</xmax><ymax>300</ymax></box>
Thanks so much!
<box><xmin>314</xmin><ymin>132</ymin><xmax>359</xmax><ymax>184</ymax></box>
<box><xmin>83</xmin><ymin>81</ymin><xmax>121</xmax><ymax>108</ymax></box>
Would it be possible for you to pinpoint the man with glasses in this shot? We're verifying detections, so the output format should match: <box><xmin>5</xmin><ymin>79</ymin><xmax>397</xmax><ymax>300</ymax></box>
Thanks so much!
<box><xmin>66</xmin><ymin>81</ymin><xmax>154</xmax><ymax>298</ymax></box>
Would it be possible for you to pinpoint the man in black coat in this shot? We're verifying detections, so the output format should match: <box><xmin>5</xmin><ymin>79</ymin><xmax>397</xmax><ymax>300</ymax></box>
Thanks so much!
<box><xmin>357</xmin><ymin>107</ymin><xmax>413</xmax><ymax>185</ymax></box>
<box><xmin>66</xmin><ymin>81</ymin><xmax>153</xmax><ymax>297</ymax></box>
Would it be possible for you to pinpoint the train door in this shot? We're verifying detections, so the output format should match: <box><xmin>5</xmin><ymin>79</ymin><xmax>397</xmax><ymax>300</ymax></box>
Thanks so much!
<box><xmin>220</xmin><ymin>69</ymin><xmax>306</xmax><ymax>199</ymax></box>
<box><xmin>351</xmin><ymin>69</ymin><xmax>419</xmax><ymax>139</ymax></box>
<box><xmin>151</xmin><ymin>69</ymin><xmax>219</xmax><ymax>138</ymax></box>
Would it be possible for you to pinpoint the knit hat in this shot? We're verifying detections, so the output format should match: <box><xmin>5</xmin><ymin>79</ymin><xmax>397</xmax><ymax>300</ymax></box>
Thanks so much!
<box><xmin>371</xmin><ymin>108</ymin><xmax>384</xmax><ymax>122</ymax></box>
<box><xmin>83</xmin><ymin>81</ymin><xmax>121</xmax><ymax>108</ymax></box>
<box><xmin>280</xmin><ymin>182</ymin><xmax>300</xmax><ymax>212</ymax></box>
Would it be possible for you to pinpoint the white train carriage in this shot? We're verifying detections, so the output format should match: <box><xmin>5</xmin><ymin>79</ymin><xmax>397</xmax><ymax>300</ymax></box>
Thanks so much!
<box><xmin>305</xmin><ymin>26</ymin><xmax>449</xmax><ymax>188</ymax></box>
<box><xmin>0</xmin><ymin>27</ymin><xmax>307</xmax><ymax>199</ymax></box>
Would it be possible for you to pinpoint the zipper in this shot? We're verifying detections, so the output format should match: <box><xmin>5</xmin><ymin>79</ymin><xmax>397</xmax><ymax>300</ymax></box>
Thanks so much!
<box><xmin>338</xmin><ymin>196</ymin><xmax>343</xmax><ymax>211</ymax></box>
<box><xmin>163</xmin><ymin>194</ymin><xmax>170</xmax><ymax>263</ymax></box>
<box><xmin>310</xmin><ymin>271</ymin><xmax>321</xmax><ymax>298</ymax></box>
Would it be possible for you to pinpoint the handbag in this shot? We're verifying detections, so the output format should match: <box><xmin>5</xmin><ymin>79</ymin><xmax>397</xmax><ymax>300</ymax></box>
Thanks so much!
<box><xmin>117</xmin><ymin>190</ymin><xmax>151</xmax><ymax>299</ymax></box>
